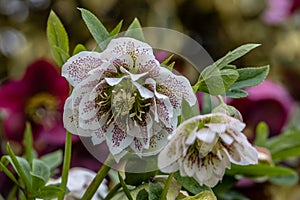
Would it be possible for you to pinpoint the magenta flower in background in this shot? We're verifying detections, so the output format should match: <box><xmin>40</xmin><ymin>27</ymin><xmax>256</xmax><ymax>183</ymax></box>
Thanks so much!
<box><xmin>228</xmin><ymin>80</ymin><xmax>295</xmax><ymax>139</ymax></box>
<box><xmin>262</xmin><ymin>0</ymin><xmax>300</xmax><ymax>25</ymax></box>
<box><xmin>0</xmin><ymin>60</ymin><xmax>73</xmax><ymax>152</ymax></box>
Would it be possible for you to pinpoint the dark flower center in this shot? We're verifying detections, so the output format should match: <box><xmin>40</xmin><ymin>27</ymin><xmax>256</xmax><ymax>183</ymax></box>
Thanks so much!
<box><xmin>25</xmin><ymin>93</ymin><xmax>59</xmax><ymax>128</ymax></box>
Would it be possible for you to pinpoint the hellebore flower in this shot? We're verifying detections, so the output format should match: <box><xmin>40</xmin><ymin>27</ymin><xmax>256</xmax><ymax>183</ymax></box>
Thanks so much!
<box><xmin>229</xmin><ymin>80</ymin><xmax>295</xmax><ymax>139</ymax></box>
<box><xmin>0</xmin><ymin>60</ymin><xmax>71</xmax><ymax>151</ymax></box>
<box><xmin>62</xmin><ymin>37</ymin><xmax>196</xmax><ymax>160</ymax></box>
<box><xmin>158</xmin><ymin>113</ymin><xmax>258</xmax><ymax>187</ymax></box>
<box><xmin>37</xmin><ymin>167</ymin><xmax>108</xmax><ymax>200</ymax></box>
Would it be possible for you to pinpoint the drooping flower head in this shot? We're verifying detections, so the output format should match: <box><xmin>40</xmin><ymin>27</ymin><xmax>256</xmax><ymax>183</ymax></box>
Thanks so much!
<box><xmin>62</xmin><ymin>37</ymin><xmax>196</xmax><ymax>161</ymax></box>
<box><xmin>158</xmin><ymin>113</ymin><xmax>258</xmax><ymax>187</ymax></box>
<box><xmin>0</xmin><ymin>60</ymin><xmax>71</xmax><ymax>152</ymax></box>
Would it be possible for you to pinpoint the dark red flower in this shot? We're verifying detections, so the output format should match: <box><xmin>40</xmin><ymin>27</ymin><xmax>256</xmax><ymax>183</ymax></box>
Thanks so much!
<box><xmin>0</xmin><ymin>60</ymin><xmax>76</xmax><ymax>152</ymax></box>
<box><xmin>229</xmin><ymin>80</ymin><xmax>295</xmax><ymax>140</ymax></box>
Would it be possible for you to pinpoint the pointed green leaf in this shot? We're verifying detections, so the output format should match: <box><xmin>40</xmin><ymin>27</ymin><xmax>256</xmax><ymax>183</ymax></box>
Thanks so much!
<box><xmin>161</xmin><ymin>54</ymin><xmax>174</xmax><ymax>66</ymax></box>
<box><xmin>149</xmin><ymin>182</ymin><xmax>163</xmax><ymax>200</ymax></box>
<box><xmin>72</xmin><ymin>43</ymin><xmax>86</xmax><ymax>55</ymax></box>
<box><xmin>5</xmin><ymin>144</ymin><xmax>32</xmax><ymax>190</ymax></box>
<box><xmin>32</xmin><ymin>159</ymin><xmax>50</xmax><ymax>182</ymax></box>
<box><xmin>124</xmin><ymin>18</ymin><xmax>145</xmax><ymax>41</ymax></box>
<box><xmin>136</xmin><ymin>189</ymin><xmax>149</xmax><ymax>200</ymax></box>
<box><xmin>266</xmin><ymin>130</ymin><xmax>300</xmax><ymax>154</ymax></box>
<box><xmin>22</xmin><ymin>122</ymin><xmax>33</xmax><ymax>164</ymax></box>
<box><xmin>254</xmin><ymin>122</ymin><xmax>269</xmax><ymax>147</ymax></box>
<box><xmin>226</xmin><ymin>164</ymin><xmax>296</xmax><ymax>177</ymax></box>
<box><xmin>47</xmin><ymin>10</ymin><xmax>69</xmax><ymax>67</ymax></box>
<box><xmin>79</xmin><ymin>8</ymin><xmax>110</xmax><ymax>51</ymax></box>
<box><xmin>180</xmin><ymin>98</ymin><xmax>200</xmax><ymax>122</ymax></box>
<box><xmin>31</xmin><ymin>174</ymin><xmax>46</xmax><ymax>191</ymax></box>
<box><xmin>213</xmin><ymin>44</ymin><xmax>261</xmax><ymax>70</ymax></box>
<box><xmin>174</xmin><ymin>171</ymin><xmax>209</xmax><ymax>195</ymax></box>
<box><xmin>34</xmin><ymin>185</ymin><xmax>63</xmax><ymax>199</ymax></box>
<box><xmin>0</xmin><ymin>162</ymin><xmax>21</xmax><ymax>187</ymax></box>
<box><xmin>40</xmin><ymin>150</ymin><xmax>63</xmax><ymax>170</ymax></box>
<box><xmin>269</xmin><ymin>172</ymin><xmax>299</xmax><ymax>186</ymax></box>
<box><xmin>230</xmin><ymin>65</ymin><xmax>269</xmax><ymax>90</ymax></box>
<box><xmin>225</xmin><ymin>88</ymin><xmax>248</xmax><ymax>98</ymax></box>
<box><xmin>110</xmin><ymin>20</ymin><xmax>123</xmax><ymax>37</ymax></box>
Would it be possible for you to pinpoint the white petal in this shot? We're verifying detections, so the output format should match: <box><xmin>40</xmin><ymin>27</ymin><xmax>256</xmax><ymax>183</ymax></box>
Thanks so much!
<box><xmin>219</xmin><ymin>132</ymin><xmax>234</xmax><ymax>145</ymax></box>
<box><xmin>106</xmin><ymin>124</ymin><xmax>134</xmax><ymax>155</ymax></box>
<box><xmin>62</xmin><ymin>51</ymin><xmax>103</xmax><ymax>86</ymax></box>
<box><xmin>132</xmin><ymin>81</ymin><xmax>154</xmax><ymax>98</ymax></box>
<box><xmin>206</xmin><ymin>123</ymin><xmax>227</xmax><ymax>133</ymax></box>
<box><xmin>196</xmin><ymin>128</ymin><xmax>217</xmax><ymax>143</ymax></box>
<box><xmin>136</xmin><ymin>54</ymin><xmax>160</xmax><ymax>76</ymax></box>
<box><xmin>185</xmin><ymin>128</ymin><xmax>197</xmax><ymax>145</ymax></box>
<box><xmin>120</xmin><ymin>66</ymin><xmax>148</xmax><ymax>81</ymax></box>
<box><xmin>105</xmin><ymin>77</ymin><xmax>125</xmax><ymax>86</ymax></box>
<box><xmin>182</xmin><ymin>152</ymin><xmax>197</xmax><ymax>177</ymax></box>
<box><xmin>78</xmin><ymin>92</ymin><xmax>98</xmax><ymax>120</ymax></box>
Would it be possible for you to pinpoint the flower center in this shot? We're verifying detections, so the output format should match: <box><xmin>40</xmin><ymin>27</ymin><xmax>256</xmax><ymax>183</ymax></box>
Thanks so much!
<box><xmin>112</xmin><ymin>89</ymin><xmax>135</xmax><ymax>116</ymax></box>
<box><xmin>25</xmin><ymin>93</ymin><xmax>59</xmax><ymax>128</ymax></box>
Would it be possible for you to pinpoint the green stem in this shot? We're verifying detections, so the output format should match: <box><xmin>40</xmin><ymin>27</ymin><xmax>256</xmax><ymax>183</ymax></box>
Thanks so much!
<box><xmin>58</xmin><ymin>131</ymin><xmax>72</xmax><ymax>200</ymax></box>
<box><xmin>103</xmin><ymin>182</ymin><xmax>121</xmax><ymax>200</ymax></box>
<box><xmin>82</xmin><ymin>154</ymin><xmax>114</xmax><ymax>200</ymax></box>
<box><xmin>118</xmin><ymin>172</ymin><xmax>133</xmax><ymax>200</ymax></box>
<box><xmin>160</xmin><ymin>173</ymin><xmax>174</xmax><ymax>200</ymax></box>
<box><xmin>217</xmin><ymin>95</ymin><xmax>225</xmax><ymax>105</ymax></box>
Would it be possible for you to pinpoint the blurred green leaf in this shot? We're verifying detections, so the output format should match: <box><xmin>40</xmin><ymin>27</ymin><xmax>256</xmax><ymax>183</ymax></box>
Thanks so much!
<box><xmin>213</xmin><ymin>44</ymin><xmax>261</xmax><ymax>70</ymax></box>
<box><xmin>184</xmin><ymin>190</ymin><xmax>217</xmax><ymax>200</ymax></box>
<box><xmin>149</xmin><ymin>182</ymin><xmax>163</xmax><ymax>200</ymax></box>
<box><xmin>0</xmin><ymin>193</ymin><xmax>4</xmax><ymax>200</ymax></box>
<box><xmin>47</xmin><ymin>10</ymin><xmax>69</xmax><ymax>67</ymax></box>
<box><xmin>226</xmin><ymin>164</ymin><xmax>295</xmax><ymax>177</ymax></box>
<box><xmin>136</xmin><ymin>189</ymin><xmax>149</xmax><ymax>200</ymax></box>
<box><xmin>79</xmin><ymin>8</ymin><xmax>110</xmax><ymax>51</ymax></box>
<box><xmin>23</xmin><ymin>123</ymin><xmax>34</xmax><ymax>164</ymax></box>
<box><xmin>72</xmin><ymin>44</ymin><xmax>86</xmax><ymax>55</ymax></box>
<box><xmin>229</xmin><ymin>66</ymin><xmax>269</xmax><ymax>90</ymax></box>
<box><xmin>0</xmin><ymin>162</ymin><xmax>21</xmax><ymax>187</ymax></box>
<box><xmin>272</xmin><ymin>146</ymin><xmax>300</xmax><ymax>161</ymax></box>
<box><xmin>34</xmin><ymin>185</ymin><xmax>63</xmax><ymax>199</ymax></box>
<box><xmin>32</xmin><ymin>159</ymin><xmax>50</xmax><ymax>182</ymax></box>
<box><xmin>31</xmin><ymin>174</ymin><xmax>46</xmax><ymax>191</ymax></box>
<box><xmin>266</xmin><ymin>130</ymin><xmax>300</xmax><ymax>155</ymax></box>
<box><xmin>40</xmin><ymin>150</ymin><xmax>63</xmax><ymax>170</ymax></box>
<box><xmin>110</xmin><ymin>20</ymin><xmax>123</xmax><ymax>37</ymax></box>
<box><xmin>225</xmin><ymin>88</ymin><xmax>248</xmax><ymax>98</ymax></box>
<box><xmin>174</xmin><ymin>171</ymin><xmax>209</xmax><ymax>195</ymax></box>
<box><xmin>254</xmin><ymin>122</ymin><xmax>269</xmax><ymax>147</ymax></box>
<box><xmin>269</xmin><ymin>172</ymin><xmax>299</xmax><ymax>186</ymax></box>
<box><xmin>124</xmin><ymin>18</ymin><xmax>145</xmax><ymax>42</ymax></box>
<box><xmin>217</xmin><ymin>191</ymin><xmax>249</xmax><ymax>200</ymax></box>
<box><xmin>4</xmin><ymin>144</ymin><xmax>32</xmax><ymax>191</ymax></box>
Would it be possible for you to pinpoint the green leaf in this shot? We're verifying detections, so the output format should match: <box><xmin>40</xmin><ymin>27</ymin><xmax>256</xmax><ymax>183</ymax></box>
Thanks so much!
<box><xmin>269</xmin><ymin>172</ymin><xmax>299</xmax><ymax>186</ymax></box>
<box><xmin>226</xmin><ymin>164</ymin><xmax>296</xmax><ymax>177</ymax></box>
<box><xmin>225</xmin><ymin>88</ymin><xmax>248</xmax><ymax>98</ymax></box>
<box><xmin>34</xmin><ymin>185</ymin><xmax>63</xmax><ymax>199</ymax></box>
<box><xmin>272</xmin><ymin>146</ymin><xmax>300</xmax><ymax>161</ymax></box>
<box><xmin>198</xmin><ymin>68</ymin><xmax>239</xmax><ymax>96</ymax></box>
<box><xmin>213</xmin><ymin>44</ymin><xmax>261</xmax><ymax>70</ymax></box>
<box><xmin>0</xmin><ymin>162</ymin><xmax>21</xmax><ymax>187</ymax></box>
<box><xmin>79</xmin><ymin>8</ymin><xmax>110</xmax><ymax>51</ymax></box>
<box><xmin>124</xmin><ymin>18</ymin><xmax>145</xmax><ymax>41</ymax></box>
<box><xmin>23</xmin><ymin>123</ymin><xmax>34</xmax><ymax>164</ymax></box>
<box><xmin>254</xmin><ymin>122</ymin><xmax>269</xmax><ymax>147</ymax></box>
<box><xmin>161</xmin><ymin>54</ymin><xmax>174</xmax><ymax>66</ymax></box>
<box><xmin>0</xmin><ymin>193</ymin><xmax>4</xmax><ymax>200</ymax></box>
<box><xmin>174</xmin><ymin>171</ymin><xmax>210</xmax><ymax>195</ymax></box>
<box><xmin>40</xmin><ymin>150</ymin><xmax>63</xmax><ymax>170</ymax></box>
<box><xmin>184</xmin><ymin>190</ymin><xmax>217</xmax><ymax>200</ymax></box>
<box><xmin>47</xmin><ymin>10</ymin><xmax>69</xmax><ymax>67</ymax></box>
<box><xmin>229</xmin><ymin>66</ymin><xmax>270</xmax><ymax>90</ymax></box>
<box><xmin>72</xmin><ymin>44</ymin><xmax>86</xmax><ymax>55</ymax></box>
<box><xmin>180</xmin><ymin>98</ymin><xmax>200</xmax><ymax>122</ymax></box>
<box><xmin>136</xmin><ymin>189</ymin><xmax>149</xmax><ymax>200</ymax></box>
<box><xmin>110</xmin><ymin>20</ymin><xmax>123</xmax><ymax>37</ymax></box>
<box><xmin>4</xmin><ymin>144</ymin><xmax>32</xmax><ymax>190</ymax></box>
<box><xmin>266</xmin><ymin>130</ymin><xmax>300</xmax><ymax>155</ymax></box>
<box><xmin>31</xmin><ymin>174</ymin><xmax>46</xmax><ymax>191</ymax></box>
<box><xmin>32</xmin><ymin>159</ymin><xmax>50</xmax><ymax>182</ymax></box>
<box><xmin>149</xmin><ymin>182</ymin><xmax>163</xmax><ymax>200</ymax></box>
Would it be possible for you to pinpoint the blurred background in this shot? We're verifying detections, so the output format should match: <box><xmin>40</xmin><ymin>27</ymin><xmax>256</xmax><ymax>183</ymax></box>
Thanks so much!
<box><xmin>1</xmin><ymin>0</ymin><xmax>300</xmax><ymax>199</ymax></box>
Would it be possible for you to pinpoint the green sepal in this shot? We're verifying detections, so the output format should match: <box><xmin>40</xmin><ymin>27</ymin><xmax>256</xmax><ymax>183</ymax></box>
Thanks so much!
<box><xmin>47</xmin><ymin>10</ymin><xmax>70</xmax><ymax>67</ymax></box>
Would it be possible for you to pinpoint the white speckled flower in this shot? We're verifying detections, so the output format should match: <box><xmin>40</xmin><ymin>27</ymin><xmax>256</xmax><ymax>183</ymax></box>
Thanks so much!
<box><xmin>62</xmin><ymin>37</ymin><xmax>196</xmax><ymax>160</ymax></box>
<box><xmin>158</xmin><ymin>113</ymin><xmax>258</xmax><ymax>187</ymax></box>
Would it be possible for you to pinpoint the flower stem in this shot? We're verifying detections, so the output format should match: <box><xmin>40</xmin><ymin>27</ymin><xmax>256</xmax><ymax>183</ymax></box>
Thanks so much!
<box><xmin>81</xmin><ymin>154</ymin><xmax>114</xmax><ymax>200</ymax></box>
<box><xmin>160</xmin><ymin>173</ymin><xmax>174</xmax><ymax>200</ymax></box>
<box><xmin>217</xmin><ymin>95</ymin><xmax>225</xmax><ymax>105</ymax></box>
<box><xmin>103</xmin><ymin>182</ymin><xmax>121</xmax><ymax>200</ymax></box>
<box><xmin>58</xmin><ymin>131</ymin><xmax>72</xmax><ymax>200</ymax></box>
<box><xmin>118</xmin><ymin>172</ymin><xmax>133</xmax><ymax>200</ymax></box>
